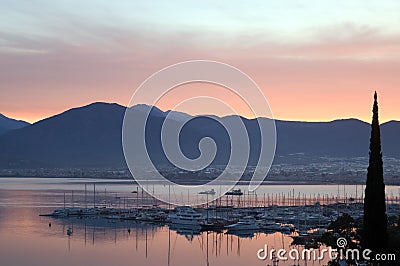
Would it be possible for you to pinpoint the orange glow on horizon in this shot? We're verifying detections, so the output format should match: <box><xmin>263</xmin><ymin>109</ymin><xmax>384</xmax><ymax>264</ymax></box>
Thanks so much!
<box><xmin>3</xmin><ymin>90</ymin><xmax>398</xmax><ymax>125</ymax></box>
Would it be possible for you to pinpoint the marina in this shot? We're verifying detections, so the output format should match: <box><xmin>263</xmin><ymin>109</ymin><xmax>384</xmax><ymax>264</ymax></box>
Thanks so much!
<box><xmin>0</xmin><ymin>178</ymin><xmax>399</xmax><ymax>265</ymax></box>
<box><xmin>40</xmin><ymin>199</ymin><xmax>399</xmax><ymax>236</ymax></box>
<box><xmin>37</xmin><ymin>181</ymin><xmax>400</xmax><ymax>240</ymax></box>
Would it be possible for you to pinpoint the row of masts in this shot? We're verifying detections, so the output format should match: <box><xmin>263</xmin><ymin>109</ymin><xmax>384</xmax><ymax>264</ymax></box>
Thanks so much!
<box><xmin>62</xmin><ymin>183</ymin><xmax>400</xmax><ymax>210</ymax></box>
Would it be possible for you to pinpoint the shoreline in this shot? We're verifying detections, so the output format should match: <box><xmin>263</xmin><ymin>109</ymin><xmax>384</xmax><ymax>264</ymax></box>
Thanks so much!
<box><xmin>0</xmin><ymin>176</ymin><xmax>399</xmax><ymax>186</ymax></box>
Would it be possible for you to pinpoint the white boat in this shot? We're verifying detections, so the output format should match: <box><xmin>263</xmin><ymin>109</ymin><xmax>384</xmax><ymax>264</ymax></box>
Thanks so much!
<box><xmin>168</xmin><ymin>206</ymin><xmax>204</xmax><ymax>225</ymax></box>
<box><xmin>198</xmin><ymin>189</ymin><xmax>216</xmax><ymax>195</ymax></box>
<box><xmin>225</xmin><ymin>217</ymin><xmax>259</xmax><ymax>231</ymax></box>
<box><xmin>136</xmin><ymin>211</ymin><xmax>167</xmax><ymax>222</ymax></box>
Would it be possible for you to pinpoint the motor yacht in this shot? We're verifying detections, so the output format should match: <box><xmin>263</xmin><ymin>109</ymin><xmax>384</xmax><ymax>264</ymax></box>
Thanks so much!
<box><xmin>167</xmin><ymin>206</ymin><xmax>204</xmax><ymax>225</ymax></box>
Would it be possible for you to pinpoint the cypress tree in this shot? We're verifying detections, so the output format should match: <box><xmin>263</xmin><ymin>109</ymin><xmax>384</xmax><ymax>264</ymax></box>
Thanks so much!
<box><xmin>363</xmin><ymin>91</ymin><xmax>388</xmax><ymax>250</ymax></box>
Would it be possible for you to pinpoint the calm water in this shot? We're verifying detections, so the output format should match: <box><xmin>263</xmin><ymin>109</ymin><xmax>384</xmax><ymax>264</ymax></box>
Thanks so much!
<box><xmin>0</xmin><ymin>178</ymin><xmax>398</xmax><ymax>266</ymax></box>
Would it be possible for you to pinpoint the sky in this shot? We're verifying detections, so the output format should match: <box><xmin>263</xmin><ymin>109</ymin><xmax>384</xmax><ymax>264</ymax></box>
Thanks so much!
<box><xmin>1</xmin><ymin>0</ymin><xmax>400</xmax><ymax>123</ymax></box>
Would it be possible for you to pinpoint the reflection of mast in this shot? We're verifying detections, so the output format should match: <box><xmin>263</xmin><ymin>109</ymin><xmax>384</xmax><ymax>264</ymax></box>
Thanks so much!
<box><xmin>114</xmin><ymin>224</ymin><xmax>117</xmax><ymax>245</ymax></box>
<box><xmin>67</xmin><ymin>223</ymin><xmax>73</xmax><ymax>252</ymax></box>
<box><xmin>212</xmin><ymin>231</ymin><xmax>215</xmax><ymax>256</ymax></box>
<box><xmin>68</xmin><ymin>234</ymin><xmax>71</xmax><ymax>252</ymax></box>
<box><xmin>215</xmin><ymin>232</ymin><xmax>218</xmax><ymax>257</ymax></box>
<box><xmin>168</xmin><ymin>227</ymin><xmax>171</xmax><ymax>266</ymax></box>
<box><xmin>226</xmin><ymin>231</ymin><xmax>228</xmax><ymax>255</ymax></box>
<box><xmin>92</xmin><ymin>225</ymin><xmax>95</xmax><ymax>245</ymax></box>
<box><xmin>84</xmin><ymin>222</ymin><xmax>87</xmax><ymax>246</ymax></box>
<box><xmin>206</xmin><ymin>231</ymin><xmax>209</xmax><ymax>266</ymax></box>
<box><xmin>237</xmin><ymin>236</ymin><xmax>240</xmax><ymax>256</ymax></box>
<box><xmin>145</xmin><ymin>227</ymin><xmax>148</xmax><ymax>258</ymax></box>
<box><xmin>135</xmin><ymin>226</ymin><xmax>138</xmax><ymax>251</ymax></box>
<box><xmin>218</xmin><ymin>232</ymin><xmax>222</xmax><ymax>257</ymax></box>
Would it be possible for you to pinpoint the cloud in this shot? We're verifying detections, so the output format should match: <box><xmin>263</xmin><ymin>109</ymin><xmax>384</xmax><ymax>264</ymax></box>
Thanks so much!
<box><xmin>0</xmin><ymin>2</ymin><xmax>400</xmax><ymax>123</ymax></box>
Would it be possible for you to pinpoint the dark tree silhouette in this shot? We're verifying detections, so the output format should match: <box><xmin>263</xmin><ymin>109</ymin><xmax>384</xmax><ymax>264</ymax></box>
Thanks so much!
<box><xmin>363</xmin><ymin>91</ymin><xmax>388</xmax><ymax>251</ymax></box>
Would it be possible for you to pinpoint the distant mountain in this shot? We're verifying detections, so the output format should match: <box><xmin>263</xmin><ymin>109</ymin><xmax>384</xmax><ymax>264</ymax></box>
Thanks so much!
<box><xmin>0</xmin><ymin>113</ymin><xmax>30</xmax><ymax>136</ymax></box>
<box><xmin>0</xmin><ymin>102</ymin><xmax>399</xmax><ymax>168</ymax></box>
<box><xmin>274</xmin><ymin>118</ymin><xmax>371</xmax><ymax>157</ymax></box>
<box><xmin>0</xmin><ymin>103</ymin><xmax>125</xmax><ymax>168</ymax></box>
<box><xmin>132</xmin><ymin>104</ymin><xmax>193</xmax><ymax>121</ymax></box>
<box><xmin>380</xmin><ymin>120</ymin><xmax>400</xmax><ymax>158</ymax></box>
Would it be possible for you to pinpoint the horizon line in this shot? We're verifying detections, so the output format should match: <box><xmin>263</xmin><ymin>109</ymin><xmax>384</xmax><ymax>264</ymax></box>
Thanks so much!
<box><xmin>2</xmin><ymin>101</ymin><xmax>398</xmax><ymax>125</ymax></box>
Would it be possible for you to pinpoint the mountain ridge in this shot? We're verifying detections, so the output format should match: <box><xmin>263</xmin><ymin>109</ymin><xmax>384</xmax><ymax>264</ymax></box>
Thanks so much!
<box><xmin>0</xmin><ymin>113</ymin><xmax>30</xmax><ymax>136</ymax></box>
<box><xmin>0</xmin><ymin>102</ymin><xmax>399</xmax><ymax>168</ymax></box>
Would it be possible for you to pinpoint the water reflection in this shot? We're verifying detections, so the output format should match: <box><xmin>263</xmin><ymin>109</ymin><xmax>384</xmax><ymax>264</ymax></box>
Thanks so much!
<box><xmin>0</xmin><ymin>187</ymin><xmax>336</xmax><ymax>266</ymax></box>
<box><xmin>35</xmin><ymin>215</ymin><xmax>332</xmax><ymax>266</ymax></box>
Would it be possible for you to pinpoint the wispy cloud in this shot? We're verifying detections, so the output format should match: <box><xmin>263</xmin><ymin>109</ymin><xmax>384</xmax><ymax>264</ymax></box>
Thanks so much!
<box><xmin>1</xmin><ymin>1</ymin><xmax>400</xmax><ymax>123</ymax></box>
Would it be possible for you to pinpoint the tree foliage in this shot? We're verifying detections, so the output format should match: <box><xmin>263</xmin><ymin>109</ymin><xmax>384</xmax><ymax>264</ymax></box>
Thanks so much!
<box><xmin>363</xmin><ymin>92</ymin><xmax>388</xmax><ymax>251</ymax></box>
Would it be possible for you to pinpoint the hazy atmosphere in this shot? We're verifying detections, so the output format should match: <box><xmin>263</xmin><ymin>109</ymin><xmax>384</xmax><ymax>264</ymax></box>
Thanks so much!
<box><xmin>1</xmin><ymin>1</ymin><xmax>400</xmax><ymax>123</ymax></box>
<box><xmin>1</xmin><ymin>2</ymin><xmax>399</xmax><ymax>266</ymax></box>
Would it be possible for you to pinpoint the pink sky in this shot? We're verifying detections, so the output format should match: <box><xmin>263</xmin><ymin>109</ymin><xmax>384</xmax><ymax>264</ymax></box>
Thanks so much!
<box><xmin>1</xmin><ymin>2</ymin><xmax>399</xmax><ymax>123</ymax></box>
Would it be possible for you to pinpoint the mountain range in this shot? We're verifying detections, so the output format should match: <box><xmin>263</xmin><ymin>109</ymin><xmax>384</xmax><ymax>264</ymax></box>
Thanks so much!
<box><xmin>0</xmin><ymin>102</ymin><xmax>399</xmax><ymax>169</ymax></box>
<box><xmin>0</xmin><ymin>113</ymin><xmax>30</xmax><ymax>136</ymax></box>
